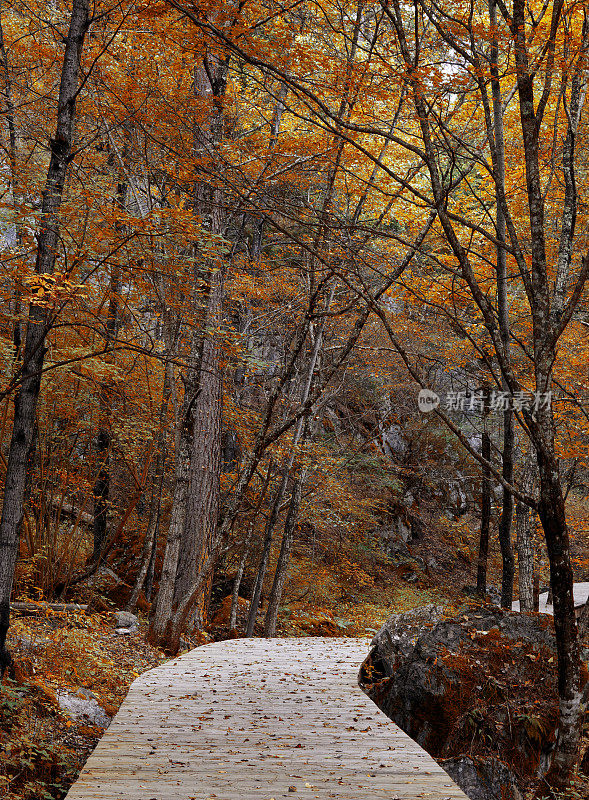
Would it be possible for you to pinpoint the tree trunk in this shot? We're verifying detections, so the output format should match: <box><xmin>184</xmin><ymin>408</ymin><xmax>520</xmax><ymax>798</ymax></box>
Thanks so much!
<box><xmin>476</xmin><ymin>386</ymin><xmax>491</xmax><ymax>598</ymax></box>
<box><xmin>127</xmin><ymin>352</ymin><xmax>171</xmax><ymax>612</ymax></box>
<box><xmin>92</xmin><ymin>180</ymin><xmax>124</xmax><ymax>563</ymax></box>
<box><xmin>173</xmin><ymin>259</ymin><xmax>224</xmax><ymax>629</ymax></box>
<box><xmin>144</xmin><ymin>485</ymin><xmax>162</xmax><ymax>602</ymax></box>
<box><xmin>536</xmin><ymin>453</ymin><xmax>581</xmax><ymax>790</ymax></box>
<box><xmin>92</xmin><ymin>428</ymin><xmax>110</xmax><ymax>561</ymax></box>
<box><xmin>0</xmin><ymin>3</ymin><xmax>25</xmax><ymax>360</ymax></box>
<box><xmin>498</xmin><ymin>410</ymin><xmax>515</xmax><ymax>608</ymax></box>
<box><xmin>229</xmin><ymin>530</ymin><xmax>251</xmax><ymax>631</ymax></box>
<box><xmin>229</xmin><ymin>460</ymin><xmax>273</xmax><ymax>630</ymax></box>
<box><xmin>578</xmin><ymin>600</ymin><xmax>589</xmax><ymax>639</ymax></box>
<box><xmin>147</xmin><ymin>326</ymin><xmax>197</xmax><ymax>645</ymax></box>
<box><xmin>245</xmin><ymin>478</ymin><xmax>285</xmax><ymax>636</ymax></box>
<box><xmin>489</xmin><ymin>0</ymin><xmax>514</xmax><ymax>609</ymax></box>
<box><xmin>264</xmin><ymin>469</ymin><xmax>305</xmax><ymax>637</ymax></box>
<box><xmin>165</xmin><ymin>544</ymin><xmax>220</xmax><ymax>655</ymax></box>
<box><xmin>516</xmin><ymin>498</ymin><xmax>535</xmax><ymax>612</ymax></box>
<box><xmin>171</xmin><ymin>53</ymin><xmax>228</xmax><ymax>631</ymax></box>
<box><xmin>147</xmin><ymin>432</ymin><xmax>190</xmax><ymax>643</ymax></box>
<box><xmin>0</xmin><ymin>0</ymin><xmax>89</xmax><ymax>665</ymax></box>
<box><xmin>127</xmin><ymin>495</ymin><xmax>157</xmax><ymax>612</ymax></box>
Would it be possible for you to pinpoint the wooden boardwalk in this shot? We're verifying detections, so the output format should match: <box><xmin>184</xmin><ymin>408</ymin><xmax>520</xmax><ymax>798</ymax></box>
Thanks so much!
<box><xmin>65</xmin><ymin>637</ymin><xmax>468</xmax><ymax>800</ymax></box>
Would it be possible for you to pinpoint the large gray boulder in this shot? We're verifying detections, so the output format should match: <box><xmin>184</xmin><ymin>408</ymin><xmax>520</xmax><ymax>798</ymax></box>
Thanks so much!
<box><xmin>113</xmin><ymin>610</ymin><xmax>139</xmax><ymax>634</ymax></box>
<box><xmin>360</xmin><ymin>605</ymin><xmax>573</xmax><ymax>800</ymax></box>
<box><xmin>369</xmin><ymin>604</ymin><xmax>447</xmax><ymax>663</ymax></box>
<box><xmin>57</xmin><ymin>687</ymin><xmax>111</xmax><ymax>728</ymax></box>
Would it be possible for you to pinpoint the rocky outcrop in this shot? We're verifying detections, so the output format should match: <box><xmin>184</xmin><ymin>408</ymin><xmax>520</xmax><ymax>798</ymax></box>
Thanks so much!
<box><xmin>441</xmin><ymin>757</ymin><xmax>522</xmax><ymax>800</ymax></box>
<box><xmin>368</xmin><ymin>604</ymin><xmax>447</xmax><ymax>662</ymax></box>
<box><xmin>359</xmin><ymin>605</ymin><xmax>586</xmax><ymax>800</ymax></box>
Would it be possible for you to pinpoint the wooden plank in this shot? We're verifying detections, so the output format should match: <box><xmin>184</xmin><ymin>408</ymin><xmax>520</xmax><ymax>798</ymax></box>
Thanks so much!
<box><xmin>65</xmin><ymin>637</ymin><xmax>468</xmax><ymax>800</ymax></box>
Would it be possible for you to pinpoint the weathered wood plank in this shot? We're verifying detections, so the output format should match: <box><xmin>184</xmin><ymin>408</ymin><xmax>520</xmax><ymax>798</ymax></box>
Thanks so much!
<box><xmin>65</xmin><ymin>637</ymin><xmax>468</xmax><ymax>800</ymax></box>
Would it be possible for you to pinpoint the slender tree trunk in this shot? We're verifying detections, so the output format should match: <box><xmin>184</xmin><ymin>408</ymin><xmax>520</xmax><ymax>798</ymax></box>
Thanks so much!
<box><xmin>92</xmin><ymin>180</ymin><xmax>125</xmax><ymax>562</ymax></box>
<box><xmin>246</xmin><ymin>304</ymin><xmax>328</xmax><ymax>636</ymax></box>
<box><xmin>498</xmin><ymin>411</ymin><xmax>515</xmax><ymax>607</ymax></box>
<box><xmin>127</xmin><ymin>350</ymin><xmax>172</xmax><ymax>612</ymax></box>
<box><xmin>517</xmin><ymin>463</ymin><xmax>535</xmax><ymax>612</ymax></box>
<box><xmin>245</xmin><ymin>478</ymin><xmax>285</xmax><ymax>636</ymax></box>
<box><xmin>489</xmin><ymin>0</ymin><xmax>514</xmax><ymax>608</ymax></box>
<box><xmin>229</xmin><ymin>529</ymin><xmax>251</xmax><ymax>631</ymax></box>
<box><xmin>144</xmin><ymin>473</ymin><xmax>163</xmax><ymax>602</ymax></box>
<box><xmin>92</xmin><ymin>429</ymin><xmax>110</xmax><ymax>560</ymax></box>
<box><xmin>516</xmin><ymin>499</ymin><xmax>535</xmax><ymax>612</ymax></box>
<box><xmin>0</xmin><ymin>0</ymin><xmax>89</xmax><ymax>667</ymax></box>
<box><xmin>127</xmin><ymin>497</ymin><xmax>157</xmax><ymax>611</ymax></box>
<box><xmin>578</xmin><ymin>599</ymin><xmax>589</xmax><ymax>639</ymax></box>
<box><xmin>476</xmin><ymin>385</ymin><xmax>491</xmax><ymax>598</ymax></box>
<box><xmin>264</xmin><ymin>468</ymin><xmax>305</xmax><ymax>637</ymax></box>
<box><xmin>147</xmin><ymin>431</ymin><xmax>190</xmax><ymax>643</ymax></box>
<box><xmin>0</xmin><ymin>3</ymin><xmax>25</xmax><ymax>359</ymax></box>
<box><xmin>229</xmin><ymin>460</ymin><xmax>273</xmax><ymax>630</ymax></box>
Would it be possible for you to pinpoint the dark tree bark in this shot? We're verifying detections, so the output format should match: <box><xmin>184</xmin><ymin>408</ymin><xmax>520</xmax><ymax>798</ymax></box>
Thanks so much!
<box><xmin>536</xmin><ymin>447</ymin><xmax>580</xmax><ymax>789</ymax></box>
<box><xmin>498</xmin><ymin>409</ymin><xmax>515</xmax><ymax>608</ymax></box>
<box><xmin>0</xmin><ymin>0</ymin><xmax>90</xmax><ymax>664</ymax></box>
<box><xmin>172</xmin><ymin>257</ymin><xmax>225</xmax><ymax>628</ymax></box>
<box><xmin>0</xmin><ymin>2</ymin><xmax>24</xmax><ymax>357</ymax></box>
<box><xmin>476</xmin><ymin>386</ymin><xmax>491</xmax><ymax>598</ymax></box>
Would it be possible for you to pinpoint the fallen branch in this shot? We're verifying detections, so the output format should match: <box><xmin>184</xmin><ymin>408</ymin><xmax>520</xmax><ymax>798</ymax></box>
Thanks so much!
<box><xmin>10</xmin><ymin>602</ymin><xmax>88</xmax><ymax>616</ymax></box>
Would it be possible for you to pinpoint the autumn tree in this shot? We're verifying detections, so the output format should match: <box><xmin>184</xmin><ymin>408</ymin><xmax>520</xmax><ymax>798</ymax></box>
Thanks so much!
<box><xmin>0</xmin><ymin>0</ymin><xmax>91</xmax><ymax>669</ymax></box>
<box><xmin>171</xmin><ymin>0</ymin><xmax>589</xmax><ymax>787</ymax></box>
<box><xmin>375</xmin><ymin>0</ymin><xmax>589</xmax><ymax>787</ymax></box>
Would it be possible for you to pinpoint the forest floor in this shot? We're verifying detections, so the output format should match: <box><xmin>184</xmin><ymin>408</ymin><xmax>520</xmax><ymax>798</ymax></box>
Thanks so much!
<box><xmin>1</xmin><ymin>514</ymin><xmax>588</xmax><ymax>800</ymax></box>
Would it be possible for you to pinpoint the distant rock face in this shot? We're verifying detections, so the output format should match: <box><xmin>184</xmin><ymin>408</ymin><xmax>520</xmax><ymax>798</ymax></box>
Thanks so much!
<box><xmin>360</xmin><ymin>605</ymin><xmax>584</xmax><ymax>800</ymax></box>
